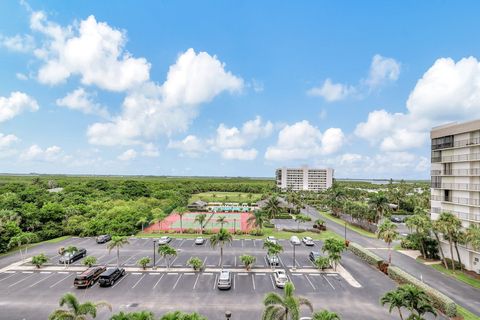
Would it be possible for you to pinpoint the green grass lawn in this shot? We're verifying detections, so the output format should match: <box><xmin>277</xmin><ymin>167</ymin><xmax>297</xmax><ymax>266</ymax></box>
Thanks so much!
<box><xmin>318</xmin><ymin>211</ymin><xmax>376</xmax><ymax>238</ymax></box>
<box><xmin>430</xmin><ymin>264</ymin><xmax>480</xmax><ymax>290</ymax></box>
<box><xmin>189</xmin><ymin>192</ymin><xmax>262</xmax><ymax>204</ymax></box>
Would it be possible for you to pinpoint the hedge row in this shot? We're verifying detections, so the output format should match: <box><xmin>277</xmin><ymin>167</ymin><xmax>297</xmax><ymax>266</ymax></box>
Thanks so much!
<box><xmin>387</xmin><ymin>266</ymin><xmax>457</xmax><ymax>318</ymax></box>
<box><xmin>275</xmin><ymin>214</ymin><xmax>293</xmax><ymax>219</ymax></box>
<box><xmin>348</xmin><ymin>242</ymin><xmax>384</xmax><ymax>267</ymax></box>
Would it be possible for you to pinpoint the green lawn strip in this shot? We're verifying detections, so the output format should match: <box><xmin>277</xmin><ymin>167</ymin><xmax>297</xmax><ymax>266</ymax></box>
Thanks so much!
<box><xmin>0</xmin><ymin>235</ymin><xmax>71</xmax><ymax>258</ymax></box>
<box><xmin>457</xmin><ymin>305</ymin><xmax>480</xmax><ymax>320</ymax></box>
<box><xmin>430</xmin><ymin>264</ymin><xmax>480</xmax><ymax>290</ymax></box>
<box><xmin>318</xmin><ymin>211</ymin><xmax>376</xmax><ymax>238</ymax></box>
<box><xmin>137</xmin><ymin>229</ymin><xmax>341</xmax><ymax>241</ymax></box>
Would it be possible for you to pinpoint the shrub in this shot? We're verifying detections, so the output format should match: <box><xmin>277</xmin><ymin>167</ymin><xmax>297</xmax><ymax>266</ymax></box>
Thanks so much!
<box><xmin>235</xmin><ymin>230</ymin><xmax>244</xmax><ymax>235</ymax></box>
<box><xmin>348</xmin><ymin>242</ymin><xmax>384</xmax><ymax>268</ymax></box>
<box><xmin>83</xmin><ymin>256</ymin><xmax>97</xmax><ymax>267</ymax></box>
<box><xmin>314</xmin><ymin>256</ymin><xmax>330</xmax><ymax>270</ymax></box>
<box><xmin>31</xmin><ymin>253</ymin><xmax>48</xmax><ymax>268</ymax></box>
<box><xmin>263</xmin><ymin>222</ymin><xmax>275</xmax><ymax>228</ymax></box>
<box><xmin>187</xmin><ymin>257</ymin><xmax>203</xmax><ymax>271</ymax></box>
<box><xmin>137</xmin><ymin>257</ymin><xmax>151</xmax><ymax>270</ymax></box>
<box><xmin>248</xmin><ymin>229</ymin><xmax>264</xmax><ymax>236</ymax></box>
<box><xmin>387</xmin><ymin>266</ymin><xmax>457</xmax><ymax>317</ymax></box>
<box><xmin>239</xmin><ymin>255</ymin><xmax>256</xmax><ymax>271</ymax></box>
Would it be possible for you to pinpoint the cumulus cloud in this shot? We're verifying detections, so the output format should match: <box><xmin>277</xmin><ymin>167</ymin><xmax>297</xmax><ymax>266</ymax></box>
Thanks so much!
<box><xmin>307</xmin><ymin>78</ymin><xmax>355</xmax><ymax>102</ymax></box>
<box><xmin>168</xmin><ymin>135</ymin><xmax>205</xmax><ymax>157</ymax></box>
<box><xmin>0</xmin><ymin>91</ymin><xmax>39</xmax><ymax>122</ymax></box>
<box><xmin>356</xmin><ymin>56</ymin><xmax>480</xmax><ymax>152</ymax></box>
<box><xmin>221</xmin><ymin>148</ymin><xmax>257</xmax><ymax>160</ymax></box>
<box><xmin>16</xmin><ymin>73</ymin><xmax>29</xmax><ymax>80</ymax></box>
<box><xmin>0</xmin><ymin>133</ymin><xmax>19</xmax><ymax>149</ymax></box>
<box><xmin>31</xmin><ymin>12</ymin><xmax>150</xmax><ymax>91</ymax></box>
<box><xmin>20</xmin><ymin>145</ymin><xmax>63</xmax><ymax>162</ymax></box>
<box><xmin>87</xmin><ymin>48</ymin><xmax>243</xmax><ymax>146</ymax></box>
<box><xmin>56</xmin><ymin>88</ymin><xmax>109</xmax><ymax>117</ymax></box>
<box><xmin>118</xmin><ymin>149</ymin><xmax>137</xmax><ymax>161</ymax></box>
<box><xmin>365</xmin><ymin>54</ymin><xmax>401</xmax><ymax>89</ymax></box>
<box><xmin>0</xmin><ymin>34</ymin><xmax>35</xmax><ymax>52</ymax></box>
<box><xmin>141</xmin><ymin>143</ymin><xmax>160</xmax><ymax>157</ymax></box>
<box><xmin>265</xmin><ymin>121</ymin><xmax>345</xmax><ymax>161</ymax></box>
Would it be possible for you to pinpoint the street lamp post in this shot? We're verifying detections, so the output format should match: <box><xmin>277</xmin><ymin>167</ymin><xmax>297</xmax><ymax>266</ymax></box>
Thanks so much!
<box><xmin>225</xmin><ymin>311</ymin><xmax>232</xmax><ymax>319</ymax></box>
<box><xmin>344</xmin><ymin>221</ymin><xmax>347</xmax><ymax>241</ymax></box>
<box><xmin>153</xmin><ymin>240</ymin><xmax>157</xmax><ymax>270</ymax></box>
<box><xmin>233</xmin><ymin>218</ymin><xmax>236</xmax><ymax>233</ymax></box>
<box><xmin>292</xmin><ymin>243</ymin><xmax>296</xmax><ymax>271</ymax></box>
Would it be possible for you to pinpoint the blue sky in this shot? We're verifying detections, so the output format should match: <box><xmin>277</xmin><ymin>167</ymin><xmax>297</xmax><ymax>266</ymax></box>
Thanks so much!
<box><xmin>1</xmin><ymin>1</ymin><xmax>480</xmax><ymax>179</ymax></box>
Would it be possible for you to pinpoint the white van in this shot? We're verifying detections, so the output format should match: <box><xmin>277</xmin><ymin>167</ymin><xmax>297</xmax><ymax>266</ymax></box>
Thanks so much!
<box><xmin>290</xmin><ymin>236</ymin><xmax>301</xmax><ymax>245</ymax></box>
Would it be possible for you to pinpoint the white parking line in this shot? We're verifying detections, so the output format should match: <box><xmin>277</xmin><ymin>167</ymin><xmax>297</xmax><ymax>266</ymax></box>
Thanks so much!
<box><xmin>40</xmin><ymin>271</ymin><xmax>52</xmax><ymax>274</ymax></box>
<box><xmin>203</xmin><ymin>273</ymin><xmax>213</xmax><ymax>276</ymax></box>
<box><xmin>172</xmin><ymin>274</ymin><xmax>182</xmax><ymax>290</ymax></box>
<box><xmin>0</xmin><ymin>273</ymin><xmax>17</xmax><ymax>282</ymax></box>
<box><xmin>9</xmin><ymin>273</ymin><xmax>35</xmax><ymax>288</ymax></box>
<box><xmin>193</xmin><ymin>273</ymin><xmax>200</xmax><ymax>289</ymax></box>
<box><xmin>122</xmin><ymin>254</ymin><xmax>139</xmax><ymax>266</ymax></box>
<box><xmin>22</xmin><ymin>271</ymin><xmax>33</xmax><ymax>274</ymax></box>
<box><xmin>233</xmin><ymin>274</ymin><xmax>236</xmax><ymax>290</ymax></box>
<box><xmin>29</xmin><ymin>273</ymin><xmax>55</xmax><ymax>288</ymax></box>
<box><xmin>153</xmin><ymin>274</ymin><xmax>165</xmax><ymax>289</ymax></box>
<box><xmin>241</xmin><ymin>240</ymin><xmax>244</xmax><ymax>248</ymax></box>
<box><xmin>213</xmin><ymin>274</ymin><xmax>218</xmax><ymax>290</ymax></box>
<box><xmin>50</xmin><ymin>273</ymin><xmax>73</xmax><ymax>288</ymax></box>
<box><xmin>203</xmin><ymin>256</ymin><xmax>208</xmax><ymax>266</ymax></box>
<box><xmin>251</xmin><ymin>274</ymin><xmax>256</xmax><ymax>291</ymax></box>
<box><xmin>269</xmin><ymin>274</ymin><xmax>276</xmax><ymax>289</ymax></box>
<box><xmin>112</xmin><ymin>274</ymin><xmax>128</xmax><ymax>288</ymax></box>
<box><xmin>179</xmin><ymin>239</ymin><xmax>185</xmax><ymax>247</ymax></box>
<box><xmin>131</xmin><ymin>274</ymin><xmax>146</xmax><ymax>289</ymax></box>
<box><xmin>305</xmin><ymin>275</ymin><xmax>316</xmax><ymax>290</ymax></box>
<box><xmin>322</xmin><ymin>274</ymin><xmax>335</xmax><ymax>290</ymax></box>
<box><xmin>234</xmin><ymin>256</ymin><xmax>236</xmax><ymax>267</ymax></box>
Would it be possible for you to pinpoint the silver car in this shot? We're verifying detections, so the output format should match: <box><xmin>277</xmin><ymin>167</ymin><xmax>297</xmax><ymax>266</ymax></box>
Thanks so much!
<box><xmin>266</xmin><ymin>254</ymin><xmax>279</xmax><ymax>266</ymax></box>
<box><xmin>158</xmin><ymin>236</ymin><xmax>172</xmax><ymax>245</ymax></box>
<box><xmin>302</xmin><ymin>237</ymin><xmax>314</xmax><ymax>246</ymax></box>
<box><xmin>194</xmin><ymin>237</ymin><xmax>205</xmax><ymax>245</ymax></box>
<box><xmin>217</xmin><ymin>270</ymin><xmax>232</xmax><ymax>290</ymax></box>
<box><xmin>273</xmin><ymin>270</ymin><xmax>288</xmax><ymax>288</ymax></box>
<box><xmin>290</xmin><ymin>236</ymin><xmax>301</xmax><ymax>246</ymax></box>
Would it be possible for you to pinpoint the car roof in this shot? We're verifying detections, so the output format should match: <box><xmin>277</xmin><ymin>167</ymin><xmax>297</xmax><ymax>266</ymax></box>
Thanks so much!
<box><xmin>101</xmin><ymin>268</ymin><xmax>120</xmax><ymax>276</ymax></box>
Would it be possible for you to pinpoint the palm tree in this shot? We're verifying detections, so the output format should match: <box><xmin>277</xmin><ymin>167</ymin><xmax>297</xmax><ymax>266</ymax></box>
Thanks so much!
<box><xmin>432</xmin><ymin>219</ymin><xmax>449</xmax><ymax>269</ymax></box>
<box><xmin>216</xmin><ymin>215</ymin><xmax>227</xmax><ymax>229</ymax></box>
<box><xmin>263</xmin><ymin>241</ymin><xmax>284</xmax><ymax>270</ymax></box>
<box><xmin>158</xmin><ymin>244</ymin><xmax>177</xmax><ymax>269</ymax></box>
<box><xmin>321</xmin><ymin>238</ymin><xmax>346</xmax><ymax>271</ymax></box>
<box><xmin>262</xmin><ymin>282</ymin><xmax>313</xmax><ymax>320</ymax></box>
<box><xmin>194</xmin><ymin>213</ymin><xmax>207</xmax><ymax>234</ymax></box>
<box><xmin>63</xmin><ymin>245</ymin><xmax>78</xmax><ymax>269</ymax></box>
<box><xmin>137</xmin><ymin>217</ymin><xmax>148</xmax><ymax>233</ymax></box>
<box><xmin>175</xmin><ymin>207</ymin><xmax>187</xmax><ymax>234</ymax></box>
<box><xmin>368</xmin><ymin>193</ymin><xmax>390</xmax><ymax>223</ymax></box>
<box><xmin>466</xmin><ymin>224</ymin><xmax>480</xmax><ymax>251</ymax></box>
<box><xmin>264</xmin><ymin>196</ymin><xmax>281</xmax><ymax>219</ymax></box>
<box><xmin>311</xmin><ymin>310</ymin><xmax>341</xmax><ymax>320</ymax></box>
<box><xmin>381</xmin><ymin>288</ymin><xmax>406</xmax><ymax>320</ymax></box>
<box><xmin>240</xmin><ymin>254</ymin><xmax>256</xmax><ymax>271</ymax></box>
<box><xmin>107</xmin><ymin>236</ymin><xmax>130</xmax><ymax>268</ymax></box>
<box><xmin>248</xmin><ymin>210</ymin><xmax>267</xmax><ymax>229</ymax></box>
<box><xmin>400</xmin><ymin>284</ymin><xmax>436</xmax><ymax>319</ymax></box>
<box><xmin>295</xmin><ymin>214</ymin><xmax>311</xmax><ymax>231</ymax></box>
<box><xmin>405</xmin><ymin>214</ymin><xmax>431</xmax><ymax>259</ymax></box>
<box><xmin>48</xmin><ymin>292</ymin><xmax>111</xmax><ymax>320</ymax></box>
<box><xmin>210</xmin><ymin>228</ymin><xmax>233</xmax><ymax>268</ymax></box>
<box><xmin>438</xmin><ymin>212</ymin><xmax>461</xmax><ymax>272</ymax></box>
<box><xmin>376</xmin><ymin>220</ymin><xmax>398</xmax><ymax>264</ymax></box>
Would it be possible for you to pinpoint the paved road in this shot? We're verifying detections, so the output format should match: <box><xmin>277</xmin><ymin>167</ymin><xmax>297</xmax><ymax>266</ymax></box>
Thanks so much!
<box><xmin>302</xmin><ymin>205</ymin><xmax>480</xmax><ymax>317</ymax></box>
<box><xmin>0</xmin><ymin>236</ymin><xmax>438</xmax><ymax>320</ymax></box>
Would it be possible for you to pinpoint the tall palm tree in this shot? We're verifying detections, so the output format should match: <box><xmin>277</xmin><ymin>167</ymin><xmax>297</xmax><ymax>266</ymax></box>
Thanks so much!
<box><xmin>405</xmin><ymin>214</ymin><xmax>431</xmax><ymax>259</ymax></box>
<box><xmin>263</xmin><ymin>241</ymin><xmax>284</xmax><ymax>270</ymax></box>
<box><xmin>376</xmin><ymin>220</ymin><xmax>398</xmax><ymax>264</ymax></box>
<box><xmin>48</xmin><ymin>292</ymin><xmax>111</xmax><ymax>320</ymax></box>
<box><xmin>210</xmin><ymin>228</ymin><xmax>233</xmax><ymax>268</ymax></box>
<box><xmin>400</xmin><ymin>284</ymin><xmax>437</xmax><ymax>318</ymax></box>
<box><xmin>247</xmin><ymin>210</ymin><xmax>267</xmax><ymax>229</ymax></box>
<box><xmin>216</xmin><ymin>215</ymin><xmax>227</xmax><ymax>229</ymax></box>
<box><xmin>175</xmin><ymin>207</ymin><xmax>187</xmax><ymax>234</ymax></box>
<box><xmin>368</xmin><ymin>193</ymin><xmax>390</xmax><ymax>223</ymax></box>
<box><xmin>311</xmin><ymin>310</ymin><xmax>341</xmax><ymax>320</ymax></box>
<box><xmin>264</xmin><ymin>196</ymin><xmax>281</xmax><ymax>219</ymax></box>
<box><xmin>194</xmin><ymin>213</ymin><xmax>207</xmax><ymax>234</ymax></box>
<box><xmin>158</xmin><ymin>244</ymin><xmax>177</xmax><ymax>269</ymax></box>
<box><xmin>107</xmin><ymin>236</ymin><xmax>130</xmax><ymax>267</ymax></box>
<box><xmin>432</xmin><ymin>219</ymin><xmax>449</xmax><ymax>269</ymax></box>
<box><xmin>466</xmin><ymin>224</ymin><xmax>480</xmax><ymax>251</ymax></box>
<box><xmin>262</xmin><ymin>282</ymin><xmax>313</xmax><ymax>320</ymax></box>
<box><xmin>438</xmin><ymin>212</ymin><xmax>461</xmax><ymax>272</ymax></box>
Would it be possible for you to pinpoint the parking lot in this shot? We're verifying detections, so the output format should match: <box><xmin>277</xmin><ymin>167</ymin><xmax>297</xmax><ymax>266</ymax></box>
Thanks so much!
<box><xmin>0</xmin><ymin>237</ymin><xmax>443</xmax><ymax>320</ymax></box>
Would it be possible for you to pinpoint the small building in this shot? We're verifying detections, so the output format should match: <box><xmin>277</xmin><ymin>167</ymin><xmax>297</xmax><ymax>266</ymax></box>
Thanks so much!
<box><xmin>187</xmin><ymin>200</ymin><xmax>208</xmax><ymax>211</ymax></box>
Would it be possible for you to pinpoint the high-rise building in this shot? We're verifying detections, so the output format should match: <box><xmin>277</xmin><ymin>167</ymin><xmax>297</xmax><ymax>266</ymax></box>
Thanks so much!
<box><xmin>276</xmin><ymin>167</ymin><xmax>334</xmax><ymax>192</ymax></box>
<box><xmin>431</xmin><ymin>119</ymin><xmax>480</xmax><ymax>273</ymax></box>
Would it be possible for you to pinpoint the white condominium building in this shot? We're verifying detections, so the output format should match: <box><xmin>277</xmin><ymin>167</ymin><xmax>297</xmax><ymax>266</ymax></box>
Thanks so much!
<box><xmin>276</xmin><ymin>167</ymin><xmax>334</xmax><ymax>192</ymax></box>
<box><xmin>431</xmin><ymin>119</ymin><xmax>480</xmax><ymax>273</ymax></box>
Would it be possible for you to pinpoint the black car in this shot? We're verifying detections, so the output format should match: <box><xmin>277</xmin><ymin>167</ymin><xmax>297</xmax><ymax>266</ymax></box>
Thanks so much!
<box><xmin>74</xmin><ymin>266</ymin><xmax>106</xmax><ymax>288</ymax></box>
<box><xmin>96</xmin><ymin>235</ymin><xmax>112</xmax><ymax>244</ymax></box>
<box><xmin>98</xmin><ymin>268</ymin><xmax>126</xmax><ymax>287</ymax></box>
<box><xmin>59</xmin><ymin>248</ymin><xmax>87</xmax><ymax>264</ymax></box>
<box><xmin>308</xmin><ymin>251</ymin><xmax>322</xmax><ymax>263</ymax></box>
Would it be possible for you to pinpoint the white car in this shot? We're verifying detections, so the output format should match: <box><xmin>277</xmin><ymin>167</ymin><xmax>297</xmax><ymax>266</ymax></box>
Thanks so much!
<box><xmin>266</xmin><ymin>236</ymin><xmax>277</xmax><ymax>245</ymax></box>
<box><xmin>273</xmin><ymin>270</ymin><xmax>288</xmax><ymax>288</ymax></box>
<box><xmin>302</xmin><ymin>237</ymin><xmax>314</xmax><ymax>246</ymax></box>
<box><xmin>158</xmin><ymin>236</ymin><xmax>172</xmax><ymax>245</ymax></box>
<box><xmin>290</xmin><ymin>236</ymin><xmax>301</xmax><ymax>246</ymax></box>
<box><xmin>194</xmin><ymin>237</ymin><xmax>205</xmax><ymax>245</ymax></box>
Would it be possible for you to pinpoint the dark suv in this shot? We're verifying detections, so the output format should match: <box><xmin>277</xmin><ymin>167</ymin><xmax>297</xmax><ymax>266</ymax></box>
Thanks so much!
<box><xmin>96</xmin><ymin>235</ymin><xmax>112</xmax><ymax>244</ymax></box>
<box><xmin>98</xmin><ymin>268</ymin><xmax>126</xmax><ymax>287</ymax></box>
<box><xmin>59</xmin><ymin>248</ymin><xmax>87</xmax><ymax>264</ymax></box>
<box><xmin>308</xmin><ymin>251</ymin><xmax>322</xmax><ymax>263</ymax></box>
<box><xmin>74</xmin><ymin>266</ymin><xmax>106</xmax><ymax>288</ymax></box>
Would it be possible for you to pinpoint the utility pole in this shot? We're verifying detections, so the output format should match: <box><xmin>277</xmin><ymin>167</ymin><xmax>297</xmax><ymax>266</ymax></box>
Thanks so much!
<box><xmin>292</xmin><ymin>243</ymin><xmax>296</xmax><ymax>271</ymax></box>
<box><xmin>153</xmin><ymin>240</ymin><xmax>157</xmax><ymax>270</ymax></box>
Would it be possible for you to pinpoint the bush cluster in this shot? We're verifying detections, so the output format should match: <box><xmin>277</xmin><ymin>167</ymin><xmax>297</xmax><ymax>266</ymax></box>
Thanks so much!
<box><xmin>347</xmin><ymin>242</ymin><xmax>384</xmax><ymax>267</ymax></box>
<box><xmin>275</xmin><ymin>214</ymin><xmax>293</xmax><ymax>219</ymax></box>
<box><xmin>387</xmin><ymin>266</ymin><xmax>457</xmax><ymax>317</ymax></box>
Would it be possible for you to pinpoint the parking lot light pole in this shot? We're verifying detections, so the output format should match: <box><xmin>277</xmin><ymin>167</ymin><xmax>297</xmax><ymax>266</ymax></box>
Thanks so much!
<box><xmin>233</xmin><ymin>218</ymin><xmax>236</xmax><ymax>233</ymax></box>
<box><xmin>344</xmin><ymin>221</ymin><xmax>347</xmax><ymax>241</ymax></box>
<box><xmin>292</xmin><ymin>244</ymin><xmax>296</xmax><ymax>271</ymax></box>
<box><xmin>225</xmin><ymin>311</ymin><xmax>232</xmax><ymax>319</ymax></box>
<box><xmin>153</xmin><ymin>240</ymin><xmax>157</xmax><ymax>270</ymax></box>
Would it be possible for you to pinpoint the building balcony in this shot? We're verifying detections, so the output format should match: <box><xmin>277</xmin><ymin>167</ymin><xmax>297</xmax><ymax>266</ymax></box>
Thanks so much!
<box><xmin>431</xmin><ymin>195</ymin><xmax>480</xmax><ymax>206</ymax></box>
<box><xmin>432</xmin><ymin>137</ymin><xmax>480</xmax><ymax>150</ymax></box>
<box><xmin>439</xmin><ymin>153</ymin><xmax>480</xmax><ymax>163</ymax></box>
<box><xmin>432</xmin><ymin>183</ymin><xmax>480</xmax><ymax>191</ymax></box>
<box><xmin>431</xmin><ymin>207</ymin><xmax>480</xmax><ymax>222</ymax></box>
<box><xmin>431</xmin><ymin>168</ymin><xmax>480</xmax><ymax>176</ymax></box>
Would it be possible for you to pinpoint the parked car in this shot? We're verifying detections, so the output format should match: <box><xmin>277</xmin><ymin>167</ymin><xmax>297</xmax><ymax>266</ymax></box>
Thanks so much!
<box><xmin>195</xmin><ymin>237</ymin><xmax>205</xmax><ymax>245</ymax></box>
<box><xmin>217</xmin><ymin>270</ymin><xmax>232</xmax><ymax>290</ymax></box>
<box><xmin>273</xmin><ymin>270</ymin><xmax>288</xmax><ymax>288</ymax></box>
<box><xmin>302</xmin><ymin>237</ymin><xmax>314</xmax><ymax>246</ymax></box>
<box><xmin>96</xmin><ymin>235</ymin><xmax>111</xmax><ymax>244</ymax></box>
<box><xmin>265</xmin><ymin>236</ymin><xmax>277</xmax><ymax>245</ymax></box>
<box><xmin>308</xmin><ymin>251</ymin><xmax>322</xmax><ymax>263</ymax></box>
<box><xmin>158</xmin><ymin>236</ymin><xmax>172</xmax><ymax>245</ymax></box>
<box><xmin>390</xmin><ymin>215</ymin><xmax>406</xmax><ymax>223</ymax></box>
<box><xmin>74</xmin><ymin>266</ymin><xmax>106</xmax><ymax>288</ymax></box>
<box><xmin>98</xmin><ymin>268</ymin><xmax>126</xmax><ymax>287</ymax></box>
<box><xmin>290</xmin><ymin>236</ymin><xmax>301</xmax><ymax>246</ymax></box>
<box><xmin>266</xmin><ymin>254</ymin><xmax>279</xmax><ymax>266</ymax></box>
<box><xmin>59</xmin><ymin>248</ymin><xmax>87</xmax><ymax>264</ymax></box>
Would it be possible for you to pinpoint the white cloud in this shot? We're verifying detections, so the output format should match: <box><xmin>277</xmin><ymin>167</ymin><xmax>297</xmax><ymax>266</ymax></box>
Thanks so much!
<box><xmin>31</xmin><ymin>12</ymin><xmax>150</xmax><ymax>91</ymax></box>
<box><xmin>16</xmin><ymin>73</ymin><xmax>29</xmax><ymax>80</ymax></box>
<box><xmin>307</xmin><ymin>78</ymin><xmax>355</xmax><ymax>102</ymax></box>
<box><xmin>221</xmin><ymin>148</ymin><xmax>257</xmax><ymax>160</ymax></box>
<box><xmin>365</xmin><ymin>54</ymin><xmax>401</xmax><ymax>89</ymax></box>
<box><xmin>87</xmin><ymin>48</ymin><xmax>243</xmax><ymax>146</ymax></box>
<box><xmin>265</xmin><ymin>120</ymin><xmax>345</xmax><ymax>161</ymax></box>
<box><xmin>141</xmin><ymin>143</ymin><xmax>160</xmax><ymax>157</ymax></box>
<box><xmin>0</xmin><ymin>34</ymin><xmax>34</xmax><ymax>52</ymax></box>
<box><xmin>0</xmin><ymin>134</ymin><xmax>19</xmax><ymax>149</ymax></box>
<box><xmin>168</xmin><ymin>135</ymin><xmax>205</xmax><ymax>157</ymax></box>
<box><xmin>20</xmin><ymin>145</ymin><xmax>63</xmax><ymax>162</ymax></box>
<box><xmin>0</xmin><ymin>91</ymin><xmax>39</xmax><ymax>122</ymax></box>
<box><xmin>56</xmin><ymin>88</ymin><xmax>109</xmax><ymax>117</ymax></box>
<box><xmin>118</xmin><ymin>149</ymin><xmax>137</xmax><ymax>161</ymax></box>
